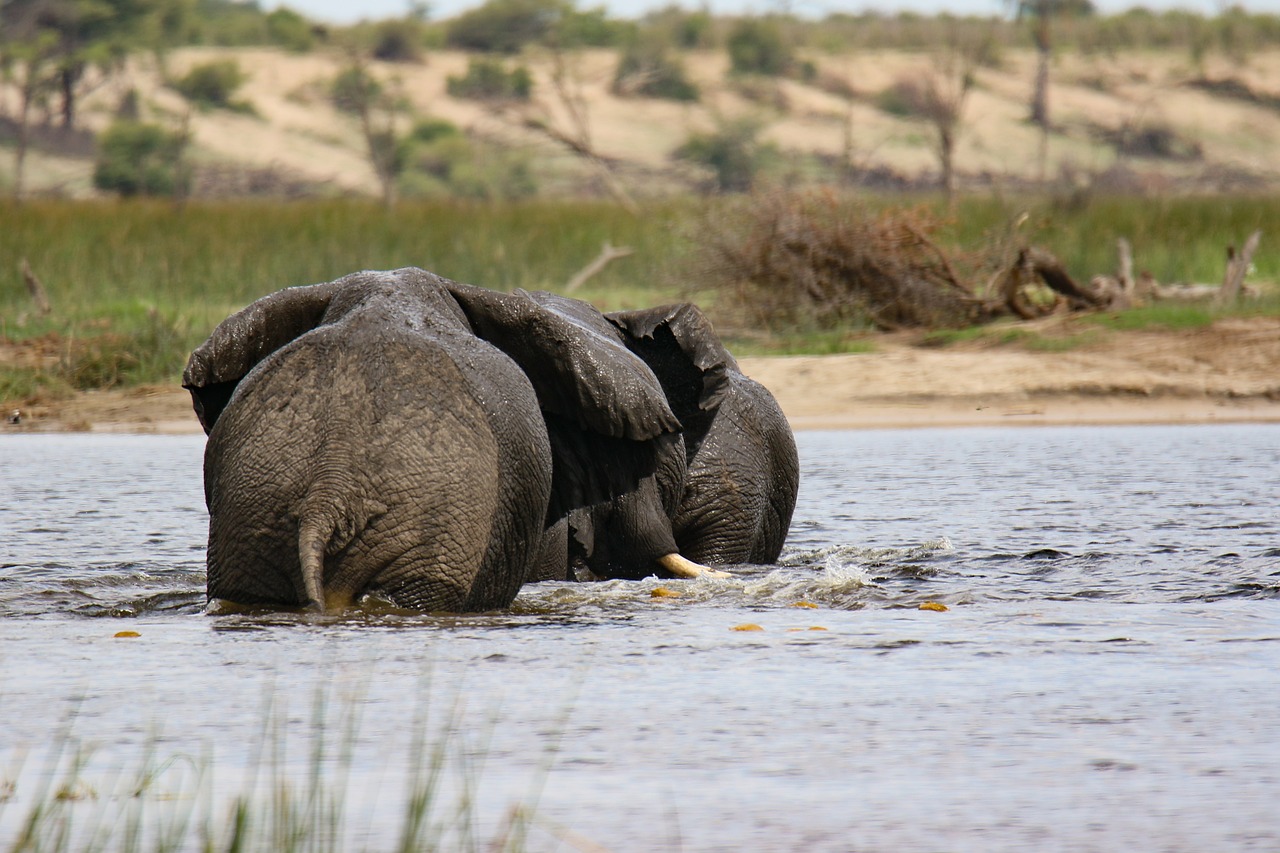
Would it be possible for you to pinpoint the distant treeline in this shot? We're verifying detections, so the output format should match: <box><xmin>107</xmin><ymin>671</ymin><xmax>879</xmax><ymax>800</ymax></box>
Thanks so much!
<box><xmin>138</xmin><ymin>1</ymin><xmax>1280</xmax><ymax>57</ymax></box>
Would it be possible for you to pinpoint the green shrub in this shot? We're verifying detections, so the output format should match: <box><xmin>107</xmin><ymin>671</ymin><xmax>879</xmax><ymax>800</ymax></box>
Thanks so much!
<box><xmin>556</xmin><ymin>5</ymin><xmax>626</xmax><ymax>47</ymax></box>
<box><xmin>636</xmin><ymin>6</ymin><xmax>715</xmax><ymax>50</ymax></box>
<box><xmin>92</xmin><ymin>121</ymin><xmax>190</xmax><ymax>198</ymax></box>
<box><xmin>372</xmin><ymin>19</ymin><xmax>425</xmax><ymax>62</ymax></box>
<box><xmin>406</xmin><ymin>118</ymin><xmax>463</xmax><ymax>145</ymax></box>
<box><xmin>171</xmin><ymin>60</ymin><xmax>253</xmax><ymax>112</ymax></box>
<box><xmin>446</xmin><ymin>59</ymin><xmax>533</xmax><ymax>101</ymax></box>
<box><xmin>874</xmin><ymin>78</ymin><xmax>930</xmax><ymax>118</ymax></box>
<box><xmin>398</xmin><ymin>128</ymin><xmax>537</xmax><ymax>201</ymax></box>
<box><xmin>445</xmin><ymin>0</ymin><xmax>567</xmax><ymax>53</ymax></box>
<box><xmin>612</xmin><ymin>38</ymin><xmax>699</xmax><ymax>101</ymax></box>
<box><xmin>673</xmin><ymin>119</ymin><xmax>775</xmax><ymax>193</ymax></box>
<box><xmin>265</xmin><ymin>8</ymin><xmax>316</xmax><ymax>51</ymax></box>
<box><xmin>726</xmin><ymin>18</ymin><xmax>793</xmax><ymax>77</ymax></box>
<box><xmin>330</xmin><ymin>66</ymin><xmax>382</xmax><ymax>114</ymax></box>
<box><xmin>449</xmin><ymin>155</ymin><xmax>537</xmax><ymax>201</ymax></box>
<box><xmin>674</xmin><ymin>9</ymin><xmax>714</xmax><ymax>49</ymax></box>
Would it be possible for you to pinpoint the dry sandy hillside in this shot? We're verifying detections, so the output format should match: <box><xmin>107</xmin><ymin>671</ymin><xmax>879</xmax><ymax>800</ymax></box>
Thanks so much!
<box><xmin>7</xmin><ymin>316</ymin><xmax>1280</xmax><ymax>434</ymax></box>
<box><xmin>11</xmin><ymin>45</ymin><xmax>1280</xmax><ymax>197</ymax></box>
<box><xmin>7</xmin><ymin>44</ymin><xmax>1279</xmax><ymax>433</ymax></box>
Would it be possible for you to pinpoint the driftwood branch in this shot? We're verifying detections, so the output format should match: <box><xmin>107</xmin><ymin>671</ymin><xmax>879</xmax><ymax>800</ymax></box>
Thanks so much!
<box><xmin>1116</xmin><ymin>237</ymin><xmax>1134</xmax><ymax>298</ymax></box>
<box><xmin>995</xmin><ymin>257</ymin><xmax>1039</xmax><ymax>320</ymax></box>
<box><xmin>20</xmin><ymin>258</ymin><xmax>51</xmax><ymax>315</ymax></box>
<box><xmin>1089</xmin><ymin>237</ymin><xmax>1139</xmax><ymax>309</ymax></box>
<box><xmin>1021</xmin><ymin>246</ymin><xmax>1105</xmax><ymax>308</ymax></box>
<box><xmin>996</xmin><ymin>245</ymin><xmax>1111</xmax><ymax>319</ymax></box>
<box><xmin>565</xmin><ymin>242</ymin><xmax>634</xmax><ymax>293</ymax></box>
<box><xmin>1215</xmin><ymin>229</ymin><xmax>1262</xmax><ymax>305</ymax></box>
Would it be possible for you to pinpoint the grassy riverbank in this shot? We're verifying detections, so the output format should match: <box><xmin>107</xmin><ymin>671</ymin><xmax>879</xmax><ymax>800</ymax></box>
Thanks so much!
<box><xmin>2</xmin><ymin>194</ymin><xmax>1277</xmax><ymax>403</ymax></box>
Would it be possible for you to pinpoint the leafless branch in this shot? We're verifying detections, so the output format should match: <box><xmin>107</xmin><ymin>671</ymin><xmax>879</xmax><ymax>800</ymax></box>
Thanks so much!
<box><xmin>565</xmin><ymin>242</ymin><xmax>634</xmax><ymax>293</ymax></box>
<box><xmin>20</xmin><ymin>257</ymin><xmax>51</xmax><ymax>315</ymax></box>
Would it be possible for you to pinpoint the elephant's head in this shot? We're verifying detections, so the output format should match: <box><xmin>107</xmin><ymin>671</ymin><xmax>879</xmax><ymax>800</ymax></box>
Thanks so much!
<box><xmin>606</xmin><ymin>303</ymin><xmax>738</xmax><ymax>462</ymax></box>
<box><xmin>448</xmin><ymin>285</ymin><xmax>716</xmax><ymax>581</ymax></box>
<box><xmin>608</xmin><ymin>303</ymin><xmax>799</xmax><ymax>566</ymax></box>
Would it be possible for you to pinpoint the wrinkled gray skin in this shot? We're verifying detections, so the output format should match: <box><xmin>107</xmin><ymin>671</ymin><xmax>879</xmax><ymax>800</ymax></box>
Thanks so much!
<box><xmin>183</xmin><ymin>268</ymin><xmax>684</xmax><ymax>612</ymax></box>
<box><xmin>516</xmin><ymin>291</ymin><xmax>691</xmax><ymax>582</ymax></box>
<box><xmin>610</xmin><ymin>304</ymin><xmax>799</xmax><ymax>566</ymax></box>
<box><xmin>611</xmin><ymin>304</ymin><xmax>799</xmax><ymax>565</ymax></box>
<box><xmin>528</xmin><ymin>299</ymin><xmax>799</xmax><ymax>581</ymax></box>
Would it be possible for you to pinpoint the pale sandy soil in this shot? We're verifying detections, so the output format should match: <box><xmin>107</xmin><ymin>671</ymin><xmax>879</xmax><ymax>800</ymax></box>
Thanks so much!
<box><xmin>6</xmin><ymin>317</ymin><xmax>1278</xmax><ymax>434</ymax></box>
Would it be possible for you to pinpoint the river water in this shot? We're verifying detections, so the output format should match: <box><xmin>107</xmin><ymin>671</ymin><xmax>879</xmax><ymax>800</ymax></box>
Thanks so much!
<box><xmin>1</xmin><ymin>426</ymin><xmax>1277</xmax><ymax>851</ymax></box>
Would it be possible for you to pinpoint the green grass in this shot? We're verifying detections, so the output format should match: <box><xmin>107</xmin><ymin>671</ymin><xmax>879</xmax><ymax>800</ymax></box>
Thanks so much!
<box><xmin>939</xmin><ymin>194</ymin><xmax>1279</xmax><ymax>293</ymax></box>
<box><xmin>919</xmin><ymin>325</ymin><xmax>1103</xmax><ymax>351</ymax></box>
<box><xmin>1086</xmin><ymin>302</ymin><xmax>1217</xmax><ymax>331</ymax></box>
<box><xmin>0</xmin><ymin>197</ymin><xmax>694</xmax><ymax>397</ymax></box>
<box><xmin>1084</xmin><ymin>290</ymin><xmax>1280</xmax><ymax>331</ymax></box>
<box><xmin>918</xmin><ymin>326</ymin><xmax>995</xmax><ymax>348</ymax></box>
<box><xmin>2</xmin><ymin>194</ymin><xmax>1277</xmax><ymax>400</ymax></box>
<box><xmin>728</xmin><ymin>330</ymin><xmax>878</xmax><ymax>356</ymax></box>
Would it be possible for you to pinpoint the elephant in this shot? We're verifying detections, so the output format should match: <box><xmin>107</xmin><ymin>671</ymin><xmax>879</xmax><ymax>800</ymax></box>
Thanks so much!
<box><xmin>520</xmin><ymin>295</ymin><xmax>799</xmax><ymax>581</ymax></box>
<box><xmin>608</xmin><ymin>304</ymin><xmax>799</xmax><ymax>566</ymax></box>
<box><xmin>507</xmin><ymin>290</ymin><xmax>695</xmax><ymax>582</ymax></box>
<box><xmin>182</xmin><ymin>267</ymin><xmax>712</xmax><ymax>613</ymax></box>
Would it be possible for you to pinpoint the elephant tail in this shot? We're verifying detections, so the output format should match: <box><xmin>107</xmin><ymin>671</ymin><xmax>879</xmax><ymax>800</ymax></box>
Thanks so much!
<box><xmin>295</xmin><ymin>495</ymin><xmax>388</xmax><ymax>612</ymax></box>
<box><xmin>297</xmin><ymin>517</ymin><xmax>330</xmax><ymax>612</ymax></box>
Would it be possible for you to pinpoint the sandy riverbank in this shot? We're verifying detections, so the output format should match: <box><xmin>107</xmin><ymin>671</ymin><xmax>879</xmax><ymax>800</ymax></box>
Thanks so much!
<box><xmin>5</xmin><ymin>317</ymin><xmax>1278</xmax><ymax>434</ymax></box>
<box><xmin>6</xmin><ymin>385</ymin><xmax>1279</xmax><ymax>435</ymax></box>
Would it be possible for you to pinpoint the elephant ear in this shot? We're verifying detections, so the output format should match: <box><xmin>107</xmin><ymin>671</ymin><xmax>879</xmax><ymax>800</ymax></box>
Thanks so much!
<box><xmin>446</xmin><ymin>282</ymin><xmax>678</xmax><ymax>440</ymax></box>
<box><xmin>445</xmin><ymin>282</ymin><xmax>681</xmax><ymax>520</ymax></box>
<box><xmin>182</xmin><ymin>281</ymin><xmax>343</xmax><ymax>434</ymax></box>
<box><xmin>606</xmin><ymin>303</ymin><xmax>738</xmax><ymax>428</ymax></box>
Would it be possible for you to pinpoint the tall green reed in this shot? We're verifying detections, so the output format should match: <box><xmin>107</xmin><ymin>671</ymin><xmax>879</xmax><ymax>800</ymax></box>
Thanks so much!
<box><xmin>2</xmin><ymin>678</ymin><xmax>566</xmax><ymax>853</ymax></box>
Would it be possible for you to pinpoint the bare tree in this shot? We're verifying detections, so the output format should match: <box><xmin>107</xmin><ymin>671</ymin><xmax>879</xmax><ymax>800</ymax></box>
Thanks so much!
<box><xmin>1012</xmin><ymin>0</ymin><xmax>1095</xmax><ymax>181</ymax></box>
<box><xmin>332</xmin><ymin>53</ymin><xmax>406</xmax><ymax>208</ymax></box>
<box><xmin>914</xmin><ymin>22</ymin><xmax>996</xmax><ymax>201</ymax></box>
<box><xmin>511</xmin><ymin>43</ymin><xmax>639</xmax><ymax>213</ymax></box>
<box><xmin>4</xmin><ymin>37</ymin><xmax>59</xmax><ymax>198</ymax></box>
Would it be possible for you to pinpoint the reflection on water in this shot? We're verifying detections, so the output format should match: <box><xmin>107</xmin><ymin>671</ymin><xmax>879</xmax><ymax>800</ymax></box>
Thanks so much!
<box><xmin>0</xmin><ymin>427</ymin><xmax>1278</xmax><ymax>850</ymax></box>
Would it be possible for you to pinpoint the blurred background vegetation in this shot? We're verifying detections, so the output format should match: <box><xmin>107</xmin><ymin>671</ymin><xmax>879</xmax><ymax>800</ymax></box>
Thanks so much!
<box><xmin>2</xmin><ymin>0</ymin><xmax>1278</xmax><ymax>400</ymax></box>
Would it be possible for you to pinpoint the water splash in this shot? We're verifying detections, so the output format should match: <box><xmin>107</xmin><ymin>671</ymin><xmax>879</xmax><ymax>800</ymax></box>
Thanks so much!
<box><xmin>510</xmin><ymin>537</ymin><xmax>961</xmax><ymax>614</ymax></box>
<box><xmin>780</xmin><ymin>536</ymin><xmax>955</xmax><ymax>569</ymax></box>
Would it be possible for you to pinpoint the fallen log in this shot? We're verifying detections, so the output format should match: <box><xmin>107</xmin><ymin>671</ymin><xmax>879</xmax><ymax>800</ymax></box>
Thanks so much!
<box><xmin>1021</xmin><ymin>247</ymin><xmax>1106</xmax><ymax>309</ymax></box>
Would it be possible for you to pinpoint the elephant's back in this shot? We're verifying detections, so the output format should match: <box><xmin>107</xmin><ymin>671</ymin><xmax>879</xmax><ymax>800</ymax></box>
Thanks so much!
<box><xmin>205</xmin><ymin>321</ymin><xmax>550</xmax><ymax>610</ymax></box>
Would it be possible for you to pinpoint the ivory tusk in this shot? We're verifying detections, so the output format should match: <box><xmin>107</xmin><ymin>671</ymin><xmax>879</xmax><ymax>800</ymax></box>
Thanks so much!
<box><xmin>657</xmin><ymin>553</ymin><xmax>730</xmax><ymax>579</ymax></box>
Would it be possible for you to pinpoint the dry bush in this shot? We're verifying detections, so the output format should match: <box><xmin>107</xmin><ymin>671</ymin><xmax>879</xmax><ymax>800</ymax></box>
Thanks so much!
<box><xmin>691</xmin><ymin>190</ymin><xmax>989</xmax><ymax>332</ymax></box>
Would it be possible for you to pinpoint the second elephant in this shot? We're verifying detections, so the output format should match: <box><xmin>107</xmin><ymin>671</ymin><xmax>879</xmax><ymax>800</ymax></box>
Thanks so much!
<box><xmin>529</xmin><ymin>298</ymin><xmax>799</xmax><ymax>581</ymax></box>
<box><xmin>610</xmin><ymin>303</ymin><xmax>799</xmax><ymax>566</ymax></box>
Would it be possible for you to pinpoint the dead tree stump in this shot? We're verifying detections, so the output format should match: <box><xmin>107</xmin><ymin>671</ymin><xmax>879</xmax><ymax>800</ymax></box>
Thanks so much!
<box><xmin>1215</xmin><ymin>230</ymin><xmax>1262</xmax><ymax>305</ymax></box>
